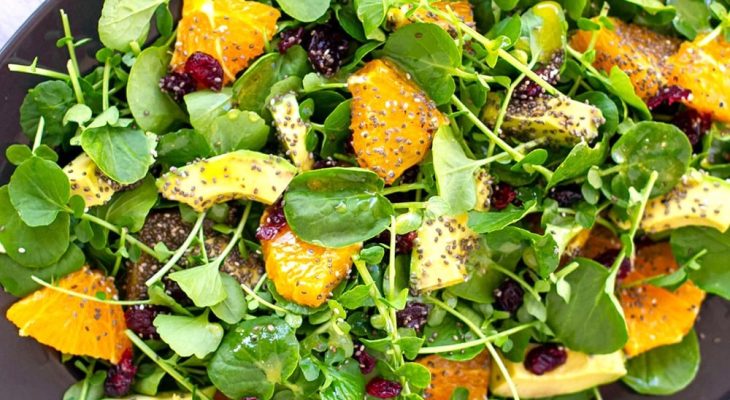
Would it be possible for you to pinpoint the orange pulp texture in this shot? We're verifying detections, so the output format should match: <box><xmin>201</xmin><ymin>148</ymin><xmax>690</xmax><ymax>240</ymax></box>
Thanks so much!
<box><xmin>418</xmin><ymin>351</ymin><xmax>491</xmax><ymax>399</ymax></box>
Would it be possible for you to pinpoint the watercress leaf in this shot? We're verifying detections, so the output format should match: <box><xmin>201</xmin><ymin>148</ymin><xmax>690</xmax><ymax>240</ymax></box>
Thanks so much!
<box><xmin>396</xmin><ymin>363</ymin><xmax>431</xmax><ymax>389</ymax></box>
<box><xmin>487</xmin><ymin>15</ymin><xmax>522</xmax><ymax>43</ymax></box>
<box><xmin>63</xmin><ymin>104</ymin><xmax>93</xmax><ymax>126</ymax></box>
<box><xmin>321</xmin><ymin>360</ymin><xmax>365</xmax><ymax>400</ymax></box>
<box><xmin>432</xmin><ymin>126</ymin><xmax>480</xmax><ymax>214</ymax></box>
<box><xmin>132</xmin><ymin>363</ymin><xmax>166</xmax><ymax>396</ymax></box>
<box><xmin>669</xmin><ymin>0</ymin><xmax>712</xmax><ymax>39</ymax></box>
<box><xmin>284</xmin><ymin>168</ymin><xmax>394</xmax><ymax>247</ymax></box>
<box><xmin>565</xmin><ymin>0</ymin><xmax>588</xmax><ymax>20</ymax></box>
<box><xmin>671</xmin><ymin>226</ymin><xmax>730</xmax><ymax>299</ymax></box>
<box><xmin>0</xmin><ymin>187</ymin><xmax>70</xmax><ymax>268</ymax></box>
<box><xmin>397</xmin><ymin>335</ymin><xmax>425</xmax><ymax>360</ymax></box>
<box><xmin>382</xmin><ymin>23</ymin><xmax>461</xmax><ymax>105</ymax></box>
<box><xmin>5</xmin><ymin>145</ymin><xmax>33</xmax><ymax>166</ymax></box>
<box><xmin>153</xmin><ymin>311</ymin><xmax>224</xmax><ymax>358</ymax></box>
<box><xmin>98</xmin><ymin>0</ymin><xmax>167</xmax><ymax>52</ymax></box>
<box><xmin>335</xmin><ymin>3</ymin><xmax>367</xmax><ymax>42</ymax></box>
<box><xmin>156</xmin><ymin>129</ymin><xmax>212</xmax><ymax>167</ymax></box>
<box><xmin>523</xmin><ymin>293</ymin><xmax>547</xmax><ymax>321</ymax></box>
<box><xmin>355</xmin><ymin>0</ymin><xmax>387</xmax><ymax>41</ymax></box>
<box><xmin>276</xmin><ymin>0</ymin><xmax>330</xmax><ymax>22</ymax></box>
<box><xmin>605</xmin><ymin>66</ymin><xmax>651</xmax><ymax>119</ymax></box>
<box><xmin>623</xmin><ymin>0</ymin><xmax>676</xmax><ymax>14</ymax></box>
<box><xmin>467</xmin><ymin>201</ymin><xmax>537</xmax><ymax>233</ymax></box>
<box><xmin>168</xmin><ymin>263</ymin><xmax>227</xmax><ymax>307</ymax></box>
<box><xmin>8</xmin><ymin>157</ymin><xmax>70</xmax><ymax>227</ymax></box>
<box><xmin>185</xmin><ymin>89</ymin><xmax>233</xmax><ymax>134</ymax></box>
<box><xmin>338</xmin><ymin>284</ymin><xmax>376</xmax><ymax>309</ymax></box>
<box><xmin>521</xmin><ymin>2</ymin><xmax>567</xmax><ymax>62</ymax></box>
<box><xmin>494</xmin><ymin>0</ymin><xmax>519</xmax><ymax>11</ymax></box>
<box><xmin>154</xmin><ymin>3</ymin><xmax>174</xmax><ymax>38</ymax></box>
<box><xmin>546</xmin><ymin>258</ymin><xmax>628</xmax><ymax>354</ymax></box>
<box><xmin>128</xmin><ymin>46</ymin><xmax>187</xmax><ymax>133</ymax></box>
<box><xmin>623</xmin><ymin>330</ymin><xmax>700</xmax><ymax>395</ymax></box>
<box><xmin>147</xmin><ymin>283</ymin><xmax>193</xmax><ymax>316</ymax></box>
<box><xmin>321</xmin><ymin>99</ymin><xmax>352</xmax><ymax>158</ymax></box>
<box><xmin>611</xmin><ymin>121</ymin><xmax>692</xmax><ymax>197</ymax></box>
<box><xmin>96</xmin><ymin>175</ymin><xmax>157</xmax><ymax>232</ymax></box>
<box><xmin>63</xmin><ymin>370</ymin><xmax>105</xmax><ymax>400</ymax></box>
<box><xmin>547</xmin><ymin>141</ymin><xmax>606</xmax><ymax>189</ymax></box>
<box><xmin>211</xmin><ymin>273</ymin><xmax>248</xmax><ymax>324</ymax></box>
<box><xmin>206</xmin><ymin>110</ymin><xmax>270</xmax><ymax>154</ymax></box>
<box><xmin>0</xmin><ymin>244</ymin><xmax>84</xmax><ymax>297</ymax></box>
<box><xmin>448</xmin><ymin>238</ymin><xmax>512</xmax><ymax>303</ymax></box>
<box><xmin>421</xmin><ymin>315</ymin><xmax>483</xmax><ymax>361</ymax></box>
<box><xmin>19</xmin><ymin>81</ymin><xmax>75</xmax><ymax>147</ymax></box>
<box><xmin>575</xmin><ymin>91</ymin><xmax>619</xmax><ymax>136</ymax></box>
<box><xmin>209</xmin><ymin>316</ymin><xmax>300</xmax><ymax>400</ymax></box>
<box><xmin>81</xmin><ymin>125</ymin><xmax>157</xmax><ymax>184</ymax></box>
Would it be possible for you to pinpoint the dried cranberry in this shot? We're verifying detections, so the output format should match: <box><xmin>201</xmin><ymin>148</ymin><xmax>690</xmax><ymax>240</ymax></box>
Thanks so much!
<box><xmin>491</xmin><ymin>182</ymin><xmax>518</xmax><ymax>210</ymax></box>
<box><xmin>549</xmin><ymin>185</ymin><xmax>583</xmax><ymax>207</ymax></box>
<box><xmin>354</xmin><ymin>343</ymin><xmax>377</xmax><ymax>374</ymax></box>
<box><xmin>396</xmin><ymin>302</ymin><xmax>429</xmax><ymax>331</ymax></box>
<box><xmin>595</xmin><ymin>249</ymin><xmax>632</xmax><ymax>280</ymax></box>
<box><xmin>104</xmin><ymin>348</ymin><xmax>137</xmax><ymax>397</ymax></box>
<box><xmin>494</xmin><ymin>279</ymin><xmax>524</xmax><ymax>313</ymax></box>
<box><xmin>672</xmin><ymin>108</ymin><xmax>712</xmax><ymax>147</ymax></box>
<box><xmin>307</xmin><ymin>24</ymin><xmax>350</xmax><ymax>77</ymax></box>
<box><xmin>279</xmin><ymin>27</ymin><xmax>306</xmax><ymax>54</ymax></box>
<box><xmin>124</xmin><ymin>305</ymin><xmax>164</xmax><ymax>340</ymax></box>
<box><xmin>647</xmin><ymin>85</ymin><xmax>691</xmax><ymax>110</ymax></box>
<box><xmin>524</xmin><ymin>344</ymin><xmax>568</xmax><ymax>375</ymax></box>
<box><xmin>159</xmin><ymin>71</ymin><xmax>196</xmax><ymax>101</ymax></box>
<box><xmin>184</xmin><ymin>52</ymin><xmax>224</xmax><ymax>91</ymax></box>
<box><xmin>514</xmin><ymin>52</ymin><xmax>563</xmax><ymax>100</ymax></box>
<box><xmin>256</xmin><ymin>200</ymin><xmax>287</xmax><ymax>241</ymax></box>
<box><xmin>375</xmin><ymin>230</ymin><xmax>417</xmax><ymax>254</ymax></box>
<box><xmin>366</xmin><ymin>377</ymin><xmax>402</xmax><ymax>399</ymax></box>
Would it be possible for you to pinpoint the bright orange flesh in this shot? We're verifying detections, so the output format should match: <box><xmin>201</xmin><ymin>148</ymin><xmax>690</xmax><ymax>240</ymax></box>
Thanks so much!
<box><xmin>6</xmin><ymin>267</ymin><xmax>131</xmax><ymax>364</ymax></box>
<box><xmin>570</xmin><ymin>18</ymin><xmax>680</xmax><ymax>100</ymax></box>
<box><xmin>171</xmin><ymin>0</ymin><xmax>280</xmax><ymax>83</ymax></box>
<box><xmin>666</xmin><ymin>35</ymin><xmax>730</xmax><ymax>122</ymax></box>
<box><xmin>260</xmin><ymin>217</ymin><xmax>361</xmax><ymax>308</ymax></box>
<box><xmin>418</xmin><ymin>351</ymin><xmax>491</xmax><ymax>399</ymax></box>
<box><xmin>348</xmin><ymin>60</ymin><xmax>446</xmax><ymax>184</ymax></box>
<box><xmin>389</xmin><ymin>1</ymin><xmax>475</xmax><ymax>33</ymax></box>
<box><xmin>620</xmin><ymin>242</ymin><xmax>705</xmax><ymax>357</ymax></box>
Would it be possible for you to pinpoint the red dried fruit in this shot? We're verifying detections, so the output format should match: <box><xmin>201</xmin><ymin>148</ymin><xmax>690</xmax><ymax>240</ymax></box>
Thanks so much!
<box><xmin>491</xmin><ymin>183</ymin><xmax>518</xmax><ymax>210</ymax></box>
<box><xmin>375</xmin><ymin>230</ymin><xmax>417</xmax><ymax>254</ymax></box>
<box><xmin>549</xmin><ymin>185</ymin><xmax>583</xmax><ymax>207</ymax></box>
<box><xmin>279</xmin><ymin>27</ymin><xmax>305</xmax><ymax>54</ymax></box>
<box><xmin>396</xmin><ymin>302</ymin><xmax>429</xmax><ymax>331</ymax></box>
<box><xmin>354</xmin><ymin>343</ymin><xmax>377</xmax><ymax>374</ymax></box>
<box><xmin>184</xmin><ymin>52</ymin><xmax>224</xmax><ymax>91</ymax></box>
<box><xmin>524</xmin><ymin>344</ymin><xmax>568</xmax><ymax>375</ymax></box>
<box><xmin>366</xmin><ymin>377</ymin><xmax>402</xmax><ymax>398</ymax></box>
<box><xmin>256</xmin><ymin>200</ymin><xmax>287</xmax><ymax>241</ymax></box>
<box><xmin>307</xmin><ymin>24</ymin><xmax>350</xmax><ymax>77</ymax></box>
<box><xmin>646</xmin><ymin>85</ymin><xmax>691</xmax><ymax>110</ymax></box>
<box><xmin>514</xmin><ymin>52</ymin><xmax>563</xmax><ymax>100</ymax></box>
<box><xmin>672</xmin><ymin>108</ymin><xmax>712</xmax><ymax>147</ymax></box>
<box><xmin>595</xmin><ymin>248</ymin><xmax>632</xmax><ymax>280</ymax></box>
<box><xmin>494</xmin><ymin>279</ymin><xmax>524</xmax><ymax>313</ymax></box>
<box><xmin>124</xmin><ymin>305</ymin><xmax>164</xmax><ymax>340</ymax></box>
<box><xmin>159</xmin><ymin>71</ymin><xmax>196</xmax><ymax>101</ymax></box>
<box><xmin>104</xmin><ymin>348</ymin><xmax>137</xmax><ymax>397</ymax></box>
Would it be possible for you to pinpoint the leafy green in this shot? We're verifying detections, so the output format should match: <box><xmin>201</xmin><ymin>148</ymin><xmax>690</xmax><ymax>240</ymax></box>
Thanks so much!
<box><xmin>447</xmin><ymin>237</ymin><xmax>513</xmax><ymax>304</ymax></box>
<box><xmin>153</xmin><ymin>311</ymin><xmax>224</xmax><ymax>358</ymax></box>
<box><xmin>19</xmin><ymin>81</ymin><xmax>75</xmax><ymax>147</ymax></box>
<box><xmin>98</xmin><ymin>0</ymin><xmax>167</xmax><ymax>52</ymax></box>
<box><xmin>63</xmin><ymin>370</ymin><xmax>105</xmax><ymax>400</ymax></box>
<box><xmin>206</xmin><ymin>110</ymin><xmax>270</xmax><ymax>154</ymax></box>
<box><xmin>321</xmin><ymin>360</ymin><xmax>365</xmax><ymax>400</ymax></box>
<box><xmin>321</xmin><ymin>100</ymin><xmax>352</xmax><ymax>158</ymax></box>
<box><xmin>156</xmin><ymin>129</ymin><xmax>211</xmax><ymax>167</ymax></box>
<box><xmin>605</xmin><ymin>66</ymin><xmax>651</xmax><ymax>119</ymax></box>
<box><xmin>383</xmin><ymin>23</ymin><xmax>461</xmax><ymax>105</ymax></box>
<box><xmin>168</xmin><ymin>263</ymin><xmax>227</xmax><ymax>307</ymax></box>
<box><xmin>185</xmin><ymin>89</ymin><xmax>233</xmax><ymax>135</ymax></box>
<box><xmin>468</xmin><ymin>201</ymin><xmax>537</xmax><ymax>233</ymax></box>
<box><xmin>355</xmin><ymin>0</ymin><xmax>387</xmax><ymax>41</ymax></box>
<box><xmin>623</xmin><ymin>330</ymin><xmax>700</xmax><ymax>395</ymax></box>
<box><xmin>8</xmin><ymin>157</ymin><xmax>70</xmax><ymax>227</ymax></box>
<box><xmin>96</xmin><ymin>175</ymin><xmax>157</xmax><ymax>232</ymax></box>
<box><xmin>211</xmin><ymin>273</ymin><xmax>248</xmax><ymax>324</ymax></box>
<box><xmin>80</xmin><ymin>125</ymin><xmax>157</xmax><ymax>184</ymax></box>
<box><xmin>432</xmin><ymin>126</ymin><xmax>480</xmax><ymax>214</ymax></box>
<box><xmin>284</xmin><ymin>168</ymin><xmax>394</xmax><ymax>247</ymax></box>
<box><xmin>209</xmin><ymin>316</ymin><xmax>300</xmax><ymax>400</ymax></box>
<box><xmin>671</xmin><ymin>226</ymin><xmax>730</xmax><ymax>299</ymax></box>
<box><xmin>335</xmin><ymin>4</ymin><xmax>367</xmax><ymax>42</ymax></box>
<box><xmin>0</xmin><ymin>244</ymin><xmax>84</xmax><ymax>297</ymax></box>
<box><xmin>669</xmin><ymin>0</ymin><xmax>712</xmax><ymax>39</ymax></box>
<box><xmin>276</xmin><ymin>0</ymin><xmax>330</xmax><ymax>22</ymax></box>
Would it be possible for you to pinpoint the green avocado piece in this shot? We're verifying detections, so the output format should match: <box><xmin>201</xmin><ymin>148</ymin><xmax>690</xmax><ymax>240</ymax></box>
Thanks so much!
<box><xmin>157</xmin><ymin>150</ymin><xmax>297</xmax><ymax>212</ymax></box>
<box><xmin>410</xmin><ymin>214</ymin><xmax>479</xmax><ymax>292</ymax></box>
<box><xmin>482</xmin><ymin>92</ymin><xmax>604</xmax><ymax>146</ymax></box>
<box><xmin>269</xmin><ymin>92</ymin><xmax>314</xmax><ymax>171</ymax></box>
<box><xmin>642</xmin><ymin>169</ymin><xmax>730</xmax><ymax>234</ymax></box>
<box><xmin>63</xmin><ymin>153</ymin><xmax>117</xmax><ymax>207</ymax></box>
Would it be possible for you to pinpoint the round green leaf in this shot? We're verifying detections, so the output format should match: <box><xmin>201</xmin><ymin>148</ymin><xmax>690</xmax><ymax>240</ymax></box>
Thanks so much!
<box><xmin>98</xmin><ymin>0</ymin><xmax>166</xmax><ymax>52</ymax></box>
<box><xmin>80</xmin><ymin>125</ymin><xmax>157</xmax><ymax>184</ymax></box>
<box><xmin>276</xmin><ymin>0</ymin><xmax>330</xmax><ymax>22</ymax></box>
<box><xmin>8</xmin><ymin>157</ymin><xmax>70</xmax><ymax>227</ymax></box>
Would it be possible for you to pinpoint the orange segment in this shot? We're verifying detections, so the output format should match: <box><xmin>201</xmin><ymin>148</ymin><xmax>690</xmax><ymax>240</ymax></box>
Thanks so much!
<box><xmin>260</xmin><ymin>215</ymin><xmax>361</xmax><ymax>308</ymax></box>
<box><xmin>348</xmin><ymin>59</ymin><xmax>446</xmax><ymax>184</ymax></box>
<box><xmin>619</xmin><ymin>242</ymin><xmax>705</xmax><ymax>357</ymax></box>
<box><xmin>666</xmin><ymin>35</ymin><xmax>730</xmax><ymax>122</ymax></box>
<box><xmin>171</xmin><ymin>0</ymin><xmax>280</xmax><ymax>83</ymax></box>
<box><xmin>6</xmin><ymin>267</ymin><xmax>131</xmax><ymax>364</ymax></box>
<box><xmin>570</xmin><ymin>18</ymin><xmax>680</xmax><ymax>100</ymax></box>
<box><xmin>388</xmin><ymin>1</ymin><xmax>475</xmax><ymax>34</ymax></box>
<box><xmin>418</xmin><ymin>351</ymin><xmax>490</xmax><ymax>399</ymax></box>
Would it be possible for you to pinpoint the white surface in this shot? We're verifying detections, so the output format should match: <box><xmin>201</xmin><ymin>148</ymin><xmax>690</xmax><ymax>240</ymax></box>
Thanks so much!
<box><xmin>0</xmin><ymin>0</ymin><xmax>45</xmax><ymax>48</ymax></box>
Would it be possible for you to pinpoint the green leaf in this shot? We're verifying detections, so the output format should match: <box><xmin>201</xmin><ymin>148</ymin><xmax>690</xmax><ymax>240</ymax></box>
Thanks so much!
<box><xmin>546</xmin><ymin>258</ymin><xmax>628</xmax><ymax>354</ymax></box>
<box><xmin>432</xmin><ymin>126</ymin><xmax>480</xmax><ymax>214</ymax></box>
<box><xmin>5</xmin><ymin>145</ymin><xmax>33</xmax><ymax>166</ymax></box>
<box><xmin>575</xmin><ymin>91</ymin><xmax>619</xmax><ymax>136</ymax></box>
<box><xmin>355</xmin><ymin>0</ymin><xmax>387</xmax><ymax>41</ymax></box>
<box><xmin>321</xmin><ymin>100</ymin><xmax>352</xmax><ymax>158</ymax></box>
<box><xmin>338</xmin><ymin>284</ymin><xmax>376</xmax><ymax>309</ymax></box>
<box><xmin>19</xmin><ymin>81</ymin><xmax>75</xmax><ymax>147</ymax></box>
<box><xmin>276</xmin><ymin>0</ymin><xmax>330</xmax><ymax>22</ymax></box>
<box><xmin>548</xmin><ymin>141</ymin><xmax>607</xmax><ymax>189</ymax></box>
<box><xmin>623</xmin><ymin>330</ymin><xmax>700</xmax><ymax>395</ymax></box>
<box><xmin>80</xmin><ymin>125</ymin><xmax>157</xmax><ymax>184</ymax></box>
<box><xmin>671</xmin><ymin>227</ymin><xmax>730</xmax><ymax>299</ymax></box>
<box><xmin>127</xmin><ymin>46</ymin><xmax>186</xmax><ymax>133</ymax></box>
<box><xmin>0</xmin><ymin>186</ymin><xmax>70</xmax><ymax>268</ymax></box>
<box><xmin>169</xmin><ymin>263</ymin><xmax>227</xmax><ymax>307</ymax></box>
<box><xmin>669</xmin><ymin>0</ymin><xmax>712</xmax><ymax>39</ymax></box>
<box><xmin>156</xmin><ymin>129</ymin><xmax>212</xmax><ymax>167</ymax></box>
<box><xmin>605</xmin><ymin>66</ymin><xmax>651</xmax><ymax>119</ymax></box>
<box><xmin>63</xmin><ymin>370</ymin><xmax>105</xmax><ymax>400</ymax></box>
<box><xmin>209</xmin><ymin>316</ymin><xmax>300</xmax><ymax>400</ymax></box>
<box><xmin>98</xmin><ymin>0</ymin><xmax>167</xmax><ymax>52</ymax></box>
<box><xmin>448</xmin><ymin>238</ymin><xmax>513</xmax><ymax>304</ymax></box>
<box><xmin>211</xmin><ymin>273</ymin><xmax>248</xmax><ymax>324</ymax></box>
<box><xmin>206</xmin><ymin>110</ymin><xmax>270</xmax><ymax>154</ymax></box>
<box><xmin>284</xmin><ymin>168</ymin><xmax>394</xmax><ymax>247</ymax></box>
<box><xmin>321</xmin><ymin>360</ymin><xmax>365</xmax><ymax>400</ymax></box>
<box><xmin>132</xmin><ymin>364</ymin><xmax>166</xmax><ymax>396</ymax></box>
<box><xmin>153</xmin><ymin>311</ymin><xmax>224</xmax><ymax>358</ymax></box>
<box><xmin>383</xmin><ymin>23</ymin><xmax>461</xmax><ymax>105</ymax></box>
<box><xmin>63</xmin><ymin>104</ymin><xmax>93</xmax><ymax>126</ymax></box>
<box><xmin>611</xmin><ymin>121</ymin><xmax>692</xmax><ymax>197</ymax></box>
<box><xmin>421</xmin><ymin>315</ymin><xmax>483</xmax><ymax>361</ymax></box>
<box><xmin>96</xmin><ymin>175</ymin><xmax>157</xmax><ymax>232</ymax></box>
<box><xmin>335</xmin><ymin>3</ymin><xmax>367</xmax><ymax>42</ymax></box>
<box><xmin>8</xmin><ymin>157</ymin><xmax>70</xmax><ymax>227</ymax></box>
<box><xmin>184</xmin><ymin>89</ymin><xmax>233</xmax><ymax>135</ymax></box>
<box><xmin>0</xmin><ymin>244</ymin><xmax>84</xmax><ymax>297</ymax></box>
<box><xmin>521</xmin><ymin>2</ymin><xmax>567</xmax><ymax>62</ymax></box>
<box><xmin>468</xmin><ymin>201</ymin><xmax>537</xmax><ymax>233</ymax></box>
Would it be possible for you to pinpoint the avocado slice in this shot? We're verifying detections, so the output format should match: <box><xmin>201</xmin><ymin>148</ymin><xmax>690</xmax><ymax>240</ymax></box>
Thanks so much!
<box><xmin>410</xmin><ymin>213</ymin><xmax>479</xmax><ymax>292</ymax></box>
<box><xmin>482</xmin><ymin>92</ymin><xmax>604</xmax><ymax>146</ymax></box>
<box><xmin>157</xmin><ymin>150</ymin><xmax>297</xmax><ymax>212</ymax></box>
<box><xmin>269</xmin><ymin>92</ymin><xmax>314</xmax><ymax>171</ymax></box>
<box><xmin>474</xmin><ymin>169</ymin><xmax>492</xmax><ymax>211</ymax></box>
<box><xmin>491</xmin><ymin>348</ymin><xmax>626</xmax><ymax>398</ymax></box>
<box><xmin>642</xmin><ymin>169</ymin><xmax>730</xmax><ymax>234</ymax></box>
<box><xmin>63</xmin><ymin>153</ymin><xmax>117</xmax><ymax>207</ymax></box>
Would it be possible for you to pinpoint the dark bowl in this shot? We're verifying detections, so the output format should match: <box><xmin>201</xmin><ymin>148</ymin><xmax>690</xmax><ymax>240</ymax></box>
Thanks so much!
<box><xmin>1</xmin><ymin>1</ymin><xmax>729</xmax><ymax>399</ymax></box>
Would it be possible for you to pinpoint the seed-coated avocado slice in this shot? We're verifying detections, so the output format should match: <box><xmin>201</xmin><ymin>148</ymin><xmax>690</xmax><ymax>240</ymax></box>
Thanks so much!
<box><xmin>474</xmin><ymin>169</ymin><xmax>492</xmax><ymax>211</ymax></box>
<box><xmin>63</xmin><ymin>153</ymin><xmax>117</xmax><ymax>207</ymax></box>
<box><xmin>157</xmin><ymin>150</ymin><xmax>297</xmax><ymax>212</ymax></box>
<box><xmin>642</xmin><ymin>169</ymin><xmax>730</xmax><ymax>233</ymax></box>
<box><xmin>410</xmin><ymin>213</ymin><xmax>479</xmax><ymax>292</ymax></box>
<box><xmin>269</xmin><ymin>92</ymin><xmax>314</xmax><ymax>171</ymax></box>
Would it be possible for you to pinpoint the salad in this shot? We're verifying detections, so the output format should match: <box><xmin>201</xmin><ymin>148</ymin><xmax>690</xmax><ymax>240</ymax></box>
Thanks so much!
<box><xmin>2</xmin><ymin>0</ymin><xmax>730</xmax><ymax>399</ymax></box>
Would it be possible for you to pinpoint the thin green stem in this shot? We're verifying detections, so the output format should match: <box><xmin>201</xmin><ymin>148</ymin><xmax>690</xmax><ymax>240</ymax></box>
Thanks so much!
<box><xmin>8</xmin><ymin>63</ymin><xmax>70</xmax><ymax>80</ymax></box>
<box><xmin>102</xmin><ymin>57</ymin><xmax>111</xmax><ymax>111</ymax></box>
<box><xmin>417</xmin><ymin>323</ymin><xmax>535</xmax><ymax>354</ymax></box>
<box><xmin>451</xmin><ymin>95</ymin><xmax>524</xmax><ymax>161</ymax></box>
<box><xmin>594</xmin><ymin>387</ymin><xmax>604</xmax><ymax>400</ymax></box>
<box><xmin>393</xmin><ymin>201</ymin><xmax>427</xmax><ymax>209</ymax></box>
<box><xmin>145</xmin><ymin>212</ymin><xmax>207</xmax><ymax>286</ymax></box>
<box><xmin>210</xmin><ymin>202</ymin><xmax>252</xmax><ymax>268</ymax></box>
<box><xmin>490</xmin><ymin>264</ymin><xmax>540</xmax><ymax>300</ymax></box>
<box><xmin>111</xmin><ymin>228</ymin><xmax>127</xmax><ymax>276</ymax></box>
<box><xmin>698</xmin><ymin>24</ymin><xmax>724</xmax><ymax>47</ymax></box>
<box><xmin>240</xmin><ymin>283</ymin><xmax>289</xmax><ymax>314</ymax></box>
<box><xmin>31</xmin><ymin>276</ymin><xmax>151</xmax><ymax>305</ymax></box>
<box><xmin>60</xmin><ymin>10</ymin><xmax>81</xmax><ymax>80</ymax></box>
<box><xmin>32</xmin><ymin>116</ymin><xmax>45</xmax><ymax>151</ymax></box>
<box><xmin>80</xmin><ymin>214</ymin><xmax>161</xmax><ymax>260</ymax></box>
<box><xmin>382</xmin><ymin>183</ymin><xmax>426</xmax><ymax>196</ymax></box>
<box><xmin>78</xmin><ymin>359</ymin><xmax>96</xmax><ymax>400</ymax></box>
<box><xmin>67</xmin><ymin>59</ymin><xmax>85</xmax><ymax>105</ymax></box>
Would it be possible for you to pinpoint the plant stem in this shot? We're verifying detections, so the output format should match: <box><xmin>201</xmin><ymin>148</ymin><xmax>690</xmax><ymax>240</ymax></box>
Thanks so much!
<box><xmin>417</xmin><ymin>323</ymin><xmax>535</xmax><ymax>354</ymax></box>
<box><xmin>210</xmin><ymin>202</ymin><xmax>252</xmax><ymax>268</ymax></box>
<box><xmin>240</xmin><ymin>283</ymin><xmax>289</xmax><ymax>314</ymax></box>
<box><xmin>145</xmin><ymin>212</ymin><xmax>207</xmax><ymax>287</ymax></box>
<box><xmin>32</xmin><ymin>116</ymin><xmax>45</xmax><ymax>151</ymax></box>
<box><xmin>111</xmin><ymin>228</ymin><xmax>127</xmax><ymax>277</ymax></box>
<box><xmin>490</xmin><ymin>263</ymin><xmax>541</xmax><ymax>300</ymax></box>
<box><xmin>102</xmin><ymin>57</ymin><xmax>111</xmax><ymax>111</ymax></box>
<box><xmin>451</xmin><ymin>95</ymin><xmax>524</xmax><ymax>161</ymax></box>
<box><xmin>31</xmin><ymin>276</ymin><xmax>151</xmax><ymax>305</ymax></box>
<box><xmin>78</xmin><ymin>359</ymin><xmax>95</xmax><ymax>400</ymax></box>
<box><xmin>59</xmin><ymin>10</ymin><xmax>81</xmax><ymax>80</ymax></box>
<box><xmin>8</xmin><ymin>63</ymin><xmax>70</xmax><ymax>80</ymax></box>
<box><xmin>393</xmin><ymin>201</ymin><xmax>427</xmax><ymax>209</ymax></box>
<box><xmin>80</xmin><ymin>213</ymin><xmax>161</xmax><ymax>260</ymax></box>
<box><xmin>67</xmin><ymin>59</ymin><xmax>85</xmax><ymax>105</ymax></box>
<box><xmin>382</xmin><ymin>183</ymin><xmax>426</xmax><ymax>196</ymax></box>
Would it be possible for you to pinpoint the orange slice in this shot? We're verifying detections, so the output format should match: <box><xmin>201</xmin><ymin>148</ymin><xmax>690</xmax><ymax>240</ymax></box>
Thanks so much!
<box><xmin>170</xmin><ymin>0</ymin><xmax>280</xmax><ymax>84</ymax></box>
<box><xmin>6</xmin><ymin>267</ymin><xmax>131</xmax><ymax>364</ymax></box>
<box><xmin>388</xmin><ymin>1</ymin><xmax>475</xmax><ymax>34</ymax></box>
<box><xmin>619</xmin><ymin>242</ymin><xmax>705</xmax><ymax>357</ymax></box>
<box><xmin>418</xmin><ymin>351</ymin><xmax>490</xmax><ymax>399</ymax></box>
<box><xmin>348</xmin><ymin>59</ymin><xmax>446</xmax><ymax>184</ymax></box>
